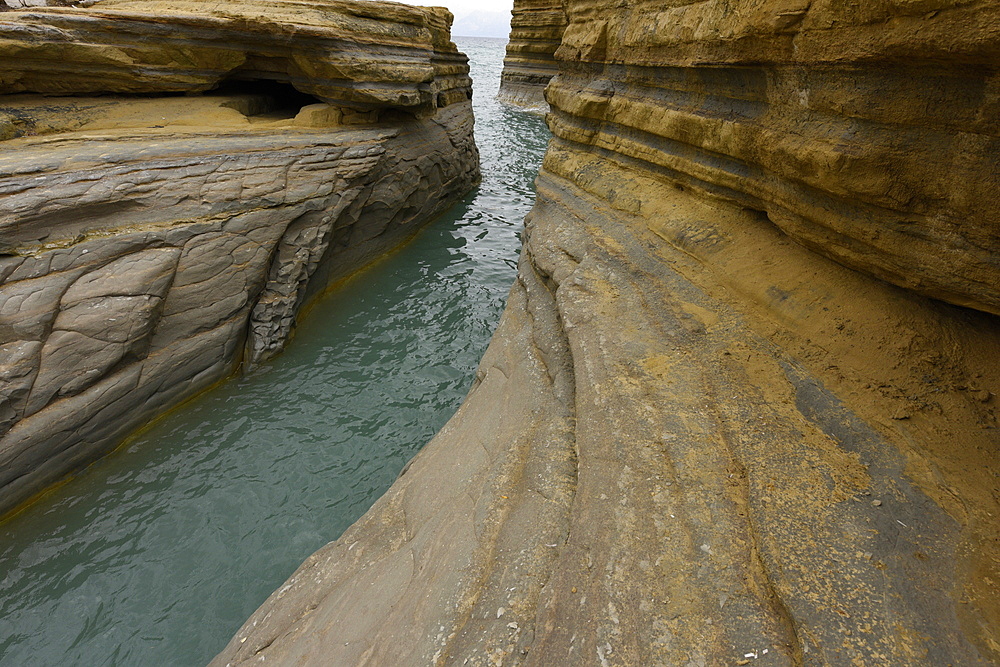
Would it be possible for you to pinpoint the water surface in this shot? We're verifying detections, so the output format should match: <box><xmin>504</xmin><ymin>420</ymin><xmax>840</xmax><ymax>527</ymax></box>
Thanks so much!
<box><xmin>0</xmin><ymin>36</ymin><xmax>550</xmax><ymax>666</ymax></box>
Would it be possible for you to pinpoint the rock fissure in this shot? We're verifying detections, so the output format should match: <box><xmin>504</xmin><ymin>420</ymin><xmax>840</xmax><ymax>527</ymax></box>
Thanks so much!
<box><xmin>702</xmin><ymin>362</ymin><xmax>808</xmax><ymax>666</ymax></box>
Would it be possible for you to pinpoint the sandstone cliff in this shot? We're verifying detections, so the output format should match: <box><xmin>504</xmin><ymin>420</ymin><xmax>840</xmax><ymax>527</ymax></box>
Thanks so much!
<box><xmin>0</xmin><ymin>0</ymin><xmax>479</xmax><ymax>517</ymax></box>
<box><xmin>497</xmin><ymin>0</ymin><xmax>566</xmax><ymax>108</ymax></box>
<box><xmin>215</xmin><ymin>0</ymin><xmax>1000</xmax><ymax>665</ymax></box>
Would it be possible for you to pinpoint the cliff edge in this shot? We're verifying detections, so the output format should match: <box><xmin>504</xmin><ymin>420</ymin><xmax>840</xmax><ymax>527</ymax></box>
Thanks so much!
<box><xmin>497</xmin><ymin>0</ymin><xmax>566</xmax><ymax>109</ymax></box>
<box><xmin>0</xmin><ymin>0</ymin><xmax>479</xmax><ymax>517</ymax></box>
<box><xmin>219</xmin><ymin>0</ymin><xmax>999</xmax><ymax>664</ymax></box>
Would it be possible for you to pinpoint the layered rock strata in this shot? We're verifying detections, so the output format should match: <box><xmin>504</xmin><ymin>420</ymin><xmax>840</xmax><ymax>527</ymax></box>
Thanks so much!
<box><xmin>0</xmin><ymin>0</ymin><xmax>471</xmax><ymax>113</ymax></box>
<box><xmin>0</xmin><ymin>0</ymin><xmax>478</xmax><ymax>516</ymax></box>
<box><xmin>547</xmin><ymin>0</ymin><xmax>1000</xmax><ymax>318</ymax></box>
<box><xmin>216</xmin><ymin>0</ymin><xmax>1000</xmax><ymax>665</ymax></box>
<box><xmin>497</xmin><ymin>0</ymin><xmax>566</xmax><ymax>109</ymax></box>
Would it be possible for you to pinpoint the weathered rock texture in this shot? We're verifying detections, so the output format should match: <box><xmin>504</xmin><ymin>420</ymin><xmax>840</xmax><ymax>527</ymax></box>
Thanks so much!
<box><xmin>217</xmin><ymin>1</ymin><xmax>1000</xmax><ymax>665</ymax></box>
<box><xmin>0</xmin><ymin>0</ymin><xmax>478</xmax><ymax>516</ymax></box>
<box><xmin>0</xmin><ymin>0</ymin><xmax>471</xmax><ymax>113</ymax></box>
<box><xmin>0</xmin><ymin>0</ymin><xmax>71</xmax><ymax>10</ymax></box>
<box><xmin>497</xmin><ymin>0</ymin><xmax>566</xmax><ymax>108</ymax></box>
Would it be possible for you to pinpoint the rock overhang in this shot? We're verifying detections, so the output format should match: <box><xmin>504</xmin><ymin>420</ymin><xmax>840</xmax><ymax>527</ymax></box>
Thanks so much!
<box><xmin>0</xmin><ymin>0</ymin><xmax>473</xmax><ymax>115</ymax></box>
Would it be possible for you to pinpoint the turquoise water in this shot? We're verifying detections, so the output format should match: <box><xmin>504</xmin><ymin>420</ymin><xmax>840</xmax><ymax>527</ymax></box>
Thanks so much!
<box><xmin>0</xmin><ymin>37</ymin><xmax>549</xmax><ymax>666</ymax></box>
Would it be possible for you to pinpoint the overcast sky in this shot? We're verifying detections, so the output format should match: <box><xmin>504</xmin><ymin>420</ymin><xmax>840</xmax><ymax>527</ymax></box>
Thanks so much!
<box><xmin>408</xmin><ymin>0</ymin><xmax>511</xmax><ymax>20</ymax></box>
<box><xmin>408</xmin><ymin>0</ymin><xmax>514</xmax><ymax>37</ymax></box>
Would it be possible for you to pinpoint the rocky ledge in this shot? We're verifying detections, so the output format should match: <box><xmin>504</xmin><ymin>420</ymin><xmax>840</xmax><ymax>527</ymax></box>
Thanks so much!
<box><xmin>0</xmin><ymin>0</ymin><xmax>479</xmax><ymax>516</ymax></box>
<box><xmin>216</xmin><ymin>0</ymin><xmax>1000</xmax><ymax>665</ymax></box>
<box><xmin>497</xmin><ymin>0</ymin><xmax>566</xmax><ymax>109</ymax></box>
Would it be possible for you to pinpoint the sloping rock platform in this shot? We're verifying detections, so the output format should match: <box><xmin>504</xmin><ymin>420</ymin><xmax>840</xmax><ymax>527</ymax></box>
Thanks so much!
<box><xmin>0</xmin><ymin>0</ymin><xmax>479</xmax><ymax>517</ymax></box>
<box><xmin>215</xmin><ymin>0</ymin><xmax>1000</xmax><ymax>665</ymax></box>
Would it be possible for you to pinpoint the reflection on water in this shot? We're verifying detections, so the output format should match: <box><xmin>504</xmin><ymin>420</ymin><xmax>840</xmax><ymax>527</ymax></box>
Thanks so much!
<box><xmin>0</xmin><ymin>37</ymin><xmax>550</xmax><ymax>666</ymax></box>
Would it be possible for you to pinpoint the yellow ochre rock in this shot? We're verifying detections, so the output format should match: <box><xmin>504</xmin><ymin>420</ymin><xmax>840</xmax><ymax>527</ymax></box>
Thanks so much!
<box><xmin>498</xmin><ymin>0</ymin><xmax>567</xmax><ymax>109</ymax></box>
<box><xmin>214</xmin><ymin>1</ymin><xmax>1000</xmax><ymax>666</ymax></box>
<box><xmin>0</xmin><ymin>0</ymin><xmax>470</xmax><ymax>113</ymax></box>
<box><xmin>546</xmin><ymin>0</ymin><xmax>1000</xmax><ymax>317</ymax></box>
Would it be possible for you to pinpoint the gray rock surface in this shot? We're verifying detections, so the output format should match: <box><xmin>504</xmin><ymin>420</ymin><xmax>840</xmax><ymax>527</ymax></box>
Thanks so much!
<box><xmin>0</xmin><ymin>0</ymin><xmax>479</xmax><ymax>516</ymax></box>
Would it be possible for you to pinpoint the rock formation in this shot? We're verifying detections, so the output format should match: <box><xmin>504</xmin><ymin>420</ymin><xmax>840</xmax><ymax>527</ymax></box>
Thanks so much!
<box><xmin>0</xmin><ymin>0</ymin><xmax>72</xmax><ymax>10</ymax></box>
<box><xmin>497</xmin><ymin>0</ymin><xmax>565</xmax><ymax>109</ymax></box>
<box><xmin>215</xmin><ymin>0</ymin><xmax>1000</xmax><ymax>665</ymax></box>
<box><xmin>0</xmin><ymin>0</ymin><xmax>479</xmax><ymax>516</ymax></box>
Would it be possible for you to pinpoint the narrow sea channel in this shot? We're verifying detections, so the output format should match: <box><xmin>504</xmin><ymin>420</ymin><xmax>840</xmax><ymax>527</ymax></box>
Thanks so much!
<box><xmin>0</xmin><ymin>36</ymin><xmax>550</xmax><ymax>666</ymax></box>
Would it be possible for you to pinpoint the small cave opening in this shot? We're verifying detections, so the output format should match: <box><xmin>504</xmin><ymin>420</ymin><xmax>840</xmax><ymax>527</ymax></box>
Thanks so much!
<box><xmin>378</xmin><ymin>107</ymin><xmax>418</xmax><ymax>124</ymax></box>
<box><xmin>208</xmin><ymin>79</ymin><xmax>324</xmax><ymax>121</ymax></box>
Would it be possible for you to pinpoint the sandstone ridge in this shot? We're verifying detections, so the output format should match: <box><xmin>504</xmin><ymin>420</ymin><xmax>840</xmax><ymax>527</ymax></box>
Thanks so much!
<box><xmin>216</xmin><ymin>1</ymin><xmax>1000</xmax><ymax>665</ymax></box>
<box><xmin>0</xmin><ymin>0</ymin><xmax>479</xmax><ymax>516</ymax></box>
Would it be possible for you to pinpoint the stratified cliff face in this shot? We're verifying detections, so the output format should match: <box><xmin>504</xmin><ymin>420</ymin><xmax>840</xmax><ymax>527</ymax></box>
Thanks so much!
<box><xmin>0</xmin><ymin>0</ymin><xmax>478</xmax><ymax>516</ymax></box>
<box><xmin>547</xmin><ymin>0</ymin><xmax>1000</xmax><ymax>317</ymax></box>
<box><xmin>215</xmin><ymin>2</ymin><xmax>1000</xmax><ymax>666</ymax></box>
<box><xmin>497</xmin><ymin>0</ymin><xmax>566</xmax><ymax>108</ymax></box>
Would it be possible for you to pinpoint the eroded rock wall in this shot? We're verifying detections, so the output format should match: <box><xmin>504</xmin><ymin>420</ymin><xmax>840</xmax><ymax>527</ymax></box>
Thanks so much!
<box><xmin>216</xmin><ymin>1</ymin><xmax>1000</xmax><ymax>665</ymax></box>
<box><xmin>497</xmin><ymin>0</ymin><xmax>566</xmax><ymax>108</ymax></box>
<box><xmin>548</xmin><ymin>0</ymin><xmax>1000</xmax><ymax>316</ymax></box>
<box><xmin>0</xmin><ymin>0</ymin><xmax>471</xmax><ymax>113</ymax></box>
<box><xmin>0</xmin><ymin>0</ymin><xmax>478</xmax><ymax>516</ymax></box>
